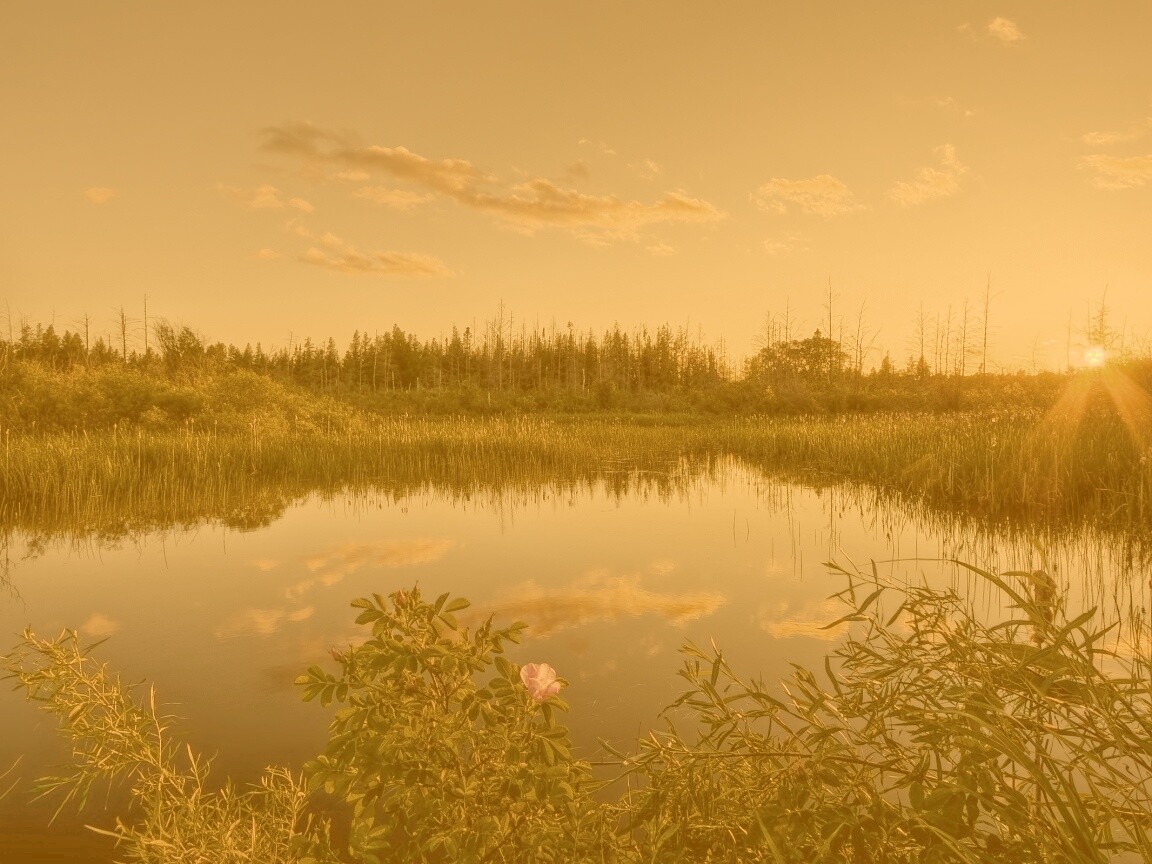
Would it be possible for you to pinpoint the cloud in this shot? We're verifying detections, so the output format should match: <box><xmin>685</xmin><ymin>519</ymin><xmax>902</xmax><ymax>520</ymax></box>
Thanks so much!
<box><xmin>78</xmin><ymin>612</ymin><xmax>120</xmax><ymax>638</ymax></box>
<box><xmin>1080</xmin><ymin>153</ymin><xmax>1152</xmax><ymax>189</ymax></box>
<box><xmin>888</xmin><ymin>144</ymin><xmax>968</xmax><ymax>206</ymax></box>
<box><xmin>763</xmin><ymin>232</ymin><xmax>810</xmax><ymax>257</ymax></box>
<box><xmin>254</xmin><ymin>248</ymin><xmax>280</xmax><ymax>260</ymax></box>
<box><xmin>933</xmin><ymin>96</ymin><xmax>977</xmax><ymax>120</ymax></box>
<box><xmin>219</xmin><ymin>183</ymin><xmax>313</xmax><ymax>212</ymax></box>
<box><xmin>565</xmin><ymin>159</ymin><xmax>590</xmax><ymax>180</ymax></box>
<box><xmin>473</xmin><ymin>571</ymin><xmax>725</xmax><ymax>637</ymax></box>
<box><xmin>260</xmin><ymin>125</ymin><xmax>490</xmax><ymax>194</ymax></box>
<box><xmin>1081</xmin><ymin>117</ymin><xmax>1152</xmax><ymax>146</ymax></box>
<box><xmin>84</xmin><ymin>187</ymin><xmax>118</xmax><ymax>205</ymax></box>
<box><xmin>753</xmin><ymin>174</ymin><xmax>863</xmax><ymax>217</ymax></box>
<box><xmin>757</xmin><ymin>597</ymin><xmax>847</xmax><ymax>641</ymax></box>
<box><xmin>466</xmin><ymin>180</ymin><xmax>722</xmax><ymax>238</ymax></box>
<box><xmin>354</xmin><ymin>186</ymin><xmax>434</xmax><ymax>210</ymax></box>
<box><xmin>987</xmin><ymin>17</ymin><xmax>1025</xmax><ymax>45</ymax></box>
<box><xmin>301</xmin><ymin>238</ymin><xmax>453</xmax><ymax>277</ymax></box>
<box><xmin>577</xmin><ymin>137</ymin><xmax>617</xmax><ymax>156</ymax></box>
<box><xmin>259</xmin><ymin>123</ymin><xmax>721</xmax><ymax>241</ymax></box>
<box><xmin>292</xmin><ymin>224</ymin><xmax>453</xmax><ymax>277</ymax></box>
<box><xmin>215</xmin><ymin>605</ymin><xmax>314</xmax><ymax>639</ymax></box>
<box><xmin>632</xmin><ymin>158</ymin><xmax>662</xmax><ymax>180</ymax></box>
<box><xmin>285</xmin><ymin>538</ymin><xmax>456</xmax><ymax>601</ymax></box>
<box><xmin>646</xmin><ymin>243</ymin><xmax>675</xmax><ymax>256</ymax></box>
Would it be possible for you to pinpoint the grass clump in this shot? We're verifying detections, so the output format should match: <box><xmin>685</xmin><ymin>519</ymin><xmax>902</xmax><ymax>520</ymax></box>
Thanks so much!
<box><xmin>1</xmin><ymin>629</ymin><xmax>335</xmax><ymax>863</ymax></box>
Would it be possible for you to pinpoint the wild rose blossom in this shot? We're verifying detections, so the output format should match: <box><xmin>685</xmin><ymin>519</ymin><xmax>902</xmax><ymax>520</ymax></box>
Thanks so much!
<box><xmin>519</xmin><ymin>662</ymin><xmax>562</xmax><ymax>702</ymax></box>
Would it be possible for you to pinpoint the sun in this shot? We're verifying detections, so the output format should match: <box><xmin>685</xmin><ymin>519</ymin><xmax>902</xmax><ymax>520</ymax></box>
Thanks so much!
<box><xmin>1083</xmin><ymin>345</ymin><xmax>1107</xmax><ymax>368</ymax></box>
<box><xmin>1041</xmin><ymin>347</ymin><xmax>1152</xmax><ymax>454</ymax></box>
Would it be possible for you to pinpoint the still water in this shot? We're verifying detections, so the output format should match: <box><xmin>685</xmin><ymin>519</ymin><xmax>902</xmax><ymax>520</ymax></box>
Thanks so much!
<box><xmin>0</xmin><ymin>457</ymin><xmax>1146</xmax><ymax>861</ymax></box>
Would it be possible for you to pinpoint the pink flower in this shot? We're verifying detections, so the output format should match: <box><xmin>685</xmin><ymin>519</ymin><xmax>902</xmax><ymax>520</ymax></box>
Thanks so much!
<box><xmin>519</xmin><ymin>662</ymin><xmax>562</xmax><ymax>702</ymax></box>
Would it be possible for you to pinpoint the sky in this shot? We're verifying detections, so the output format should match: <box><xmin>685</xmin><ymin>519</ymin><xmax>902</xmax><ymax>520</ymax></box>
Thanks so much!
<box><xmin>2</xmin><ymin>1</ymin><xmax>1151</xmax><ymax>371</ymax></box>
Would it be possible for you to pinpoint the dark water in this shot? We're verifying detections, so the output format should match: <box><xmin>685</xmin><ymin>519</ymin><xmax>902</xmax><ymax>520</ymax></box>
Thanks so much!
<box><xmin>1</xmin><ymin>458</ymin><xmax>1146</xmax><ymax>861</ymax></box>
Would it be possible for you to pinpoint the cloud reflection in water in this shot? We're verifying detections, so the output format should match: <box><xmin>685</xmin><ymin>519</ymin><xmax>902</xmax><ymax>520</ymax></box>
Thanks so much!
<box><xmin>476</xmin><ymin>570</ymin><xmax>725</xmax><ymax>637</ymax></box>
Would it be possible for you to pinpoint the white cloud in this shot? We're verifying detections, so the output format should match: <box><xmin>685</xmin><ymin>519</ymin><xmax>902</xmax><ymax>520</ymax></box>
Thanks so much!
<box><xmin>300</xmin><ymin>234</ymin><xmax>454</xmax><ymax>277</ymax></box>
<box><xmin>632</xmin><ymin>158</ymin><xmax>662</xmax><ymax>180</ymax></box>
<box><xmin>354</xmin><ymin>186</ymin><xmax>434</xmax><ymax>210</ymax></box>
<box><xmin>577</xmin><ymin>137</ymin><xmax>617</xmax><ymax>156</ymax></box>
<box><xmin>1081</xmin><ymin>117</ymin><xmax>1152</xmax><ymax>146</ymax></box>
<box><xmin>933</xmin><ymin>96</ymin><xmax>977</xmax><ymax>119</ymax></box>
<box><xmin>475</xmin><ymin>571</ymin><xmax>725</xmax><ymax>637</ymax></box>
<box><xmin>260</xmin><ymin>124</ymin><xmax>721</xmax><ymax>242</ymax></box>
<box><xmin>78</xmin><ymin>612</ymin><xmax>120</xmax><ymax>638</ymax></box>
<box><xmin>84</xmin><ymin>186</ymin><xmax>118</xmax><ymax>205</ymax></box>
<box><xmin>215</xmin><ymin>605</ymin><xmax>314</xmax><ymax>639</ymax></box>
<box><xmin>290</xmin><ymin>223</ymin><xmax>453</xmax><ymax>277</ymax></box>
<box><xmin>888</xmin><ymin>144</ymin><xmax>968</xmax><ymax>207</ymax></box>
<box><xmin>763</xmin><ymin>232</ymin><xmax>810</xmax><ymax>257</ymax></box>
<box><xmin>987</xmin><ymin>17</ymin><xmax>1025</xmax><ymax>45</ymax></box>
<box><xmin>1080</xmin><ymin>153</ymin><xmax>1152</xmax><ymax>189</ymax></box>
<box><xmin>753</xmin><ymin>174</ymin><xmax>864</xmax><ymax>217</ymax></box>
<box><xmin>219</xmin><ymin>183</ymin><xmax>313</xmax><ymax>212</ymax></box>
<box><xmin>757</xmin><ymin>597</ymin><xmax>847</xmax><ymax>641</ymax></box>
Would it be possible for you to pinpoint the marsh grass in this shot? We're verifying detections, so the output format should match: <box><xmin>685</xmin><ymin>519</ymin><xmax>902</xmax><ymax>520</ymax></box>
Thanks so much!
<box><xmin>3</xmin><ymin>409</ymin><xmax>1151</xmax><ymax>546</ymax></box>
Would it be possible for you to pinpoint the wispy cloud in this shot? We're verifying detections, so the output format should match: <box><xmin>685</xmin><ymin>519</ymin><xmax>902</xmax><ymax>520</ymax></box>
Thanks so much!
<box><xmin>218</xmin><ymin>183</ymin><xmax>313</xmax><ymax>212</ymax></box>
<box><xmin>933</xmin><ymin>96</ymin><xmax>977</xmax><ymax>120</ymax></box>
<box><xmin>646</xmin><ymin>243</ymin><xmax>675</xmax><ymax>256</ymax></box>
<box><xmin>753</xmin><ymin>174</ymin><xmax>864</xmax><ymax>217</ymax></box>
<box><xmin>565</xmin><ymin>159</ymin><xmax>591</xmax><ymax>180</ymax></box>
<box><xmin>1081</xmin><ymin>116</ymin><xmax>1152</xmax><ymax>146</ymax></box>
<box><xmin>763</xmin><ymin>232</ymin><xmax>810</xmax><ymax>257</ymax></box>
<box><xmin>959</xmin><ymin>18</ymin><xmax>1026</xmax><ymax>46</ymax></box>
<box><xmin>84</xmin><ymin>186</ymin><xmax>118</xmax><ymax>205</ymax></box>
<box><xmin>466</xmin><ymin>180</ymin><xmax>721</xmax><ymax>238</ymax></box>
<box><xmin>631</xmin><ymin>158</ymin><xmax>662</xmax><ymax>180</ymax></box>
<box><xmin>987</xmin><ymin>17</ymin><xmax>1026</xmax><ymax>45</ymax></box>
<box><xmin>290</xmin><ymin>222</ymin><xmax>453</xmax><ymax>278</ymax></box>
<box><xmin>473</xmin><ymin>571</ymin><xmax>725</xmax><ymax>637</ymax></box>
<box><xmin>300</xmin><ymin>232</ymin><xmax>453</xmax><ymax>277</ymax></box>
<box><xmin>79</xmin><ymin>612</ymin><xmax>120</xmax><ymax>638</ymax></box>
<box><xmin>354</xmin><ymin>186</ymin><xmax>434</xmax><ymax>210</ymax></box>
<box><xmin>215</xmin><ymin>605</ymin><xmax>314</xmax><ymax>639</ymax></box>
<box><xmin>1080</xmin><ymin>153</ymin><xmax>1152</xmax><ymax>189</ymax></box>
<box><xmin>888</xmin><ymin>144</ymin><xmax>968</xmax><ymax>206</ymax></box>
<box><xmin>285</xmin><ymin>538</ymin><xmax>456</xmax><ymax>601</ymax></box>
<box><xmin>577</xmin><ymin>137</ymin><xmax>617</xmax><ymax>157</ymax></box>
<box><xmin>259</xmin><ymin>123</ymin><xmax>722</xmax><ymax>242</ymax></box>
<box><xmin>757</xmin><ymin>597</ymin><xmax>848</xmax><ymax>641</ymax></box>
<box><xmin>254</xmin><ymin>247</ymin><xmax>280</xmax><ymax>260</ymax></box>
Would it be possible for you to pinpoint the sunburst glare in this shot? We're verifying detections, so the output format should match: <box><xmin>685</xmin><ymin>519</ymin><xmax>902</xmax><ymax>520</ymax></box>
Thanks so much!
<box><xmin>1083</xmin><ymin>345</ymin><xmax>1107</xmax><ymax>368</ymax></box>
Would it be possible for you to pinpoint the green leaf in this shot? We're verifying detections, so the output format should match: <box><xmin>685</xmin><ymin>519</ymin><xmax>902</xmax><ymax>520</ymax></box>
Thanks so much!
<box><xmin>444</xmin><ymin>597</ymin><xmax>470</xmax><ymax>614</ymax></box>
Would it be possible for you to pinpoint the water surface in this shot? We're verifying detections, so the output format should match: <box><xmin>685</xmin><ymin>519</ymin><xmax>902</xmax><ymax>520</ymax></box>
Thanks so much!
<box><xmin>1</xmin><ymin>457</ymin><xmax>1146</xmax><ymax>861</ymax></box>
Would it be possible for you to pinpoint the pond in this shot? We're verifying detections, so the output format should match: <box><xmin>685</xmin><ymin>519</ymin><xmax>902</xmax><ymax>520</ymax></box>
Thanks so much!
<box><xmin>1</xmin><ymin>456</ymin><xmax>1148</xmax><ymax>862</ymax></box>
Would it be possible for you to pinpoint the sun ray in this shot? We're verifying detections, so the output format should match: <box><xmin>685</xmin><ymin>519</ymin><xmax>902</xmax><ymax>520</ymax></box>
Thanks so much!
<box><xmin>1100</xmin><ymin>366</ymin><xmax>1152</xmax><ymax>451</ymax></box>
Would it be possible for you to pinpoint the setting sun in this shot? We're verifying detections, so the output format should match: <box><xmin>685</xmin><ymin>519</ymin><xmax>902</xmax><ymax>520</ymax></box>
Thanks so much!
<box><xmin>1084</xmin><ymin>345</ymin><xmax>1108</xmax><ymax>368</ymax></box>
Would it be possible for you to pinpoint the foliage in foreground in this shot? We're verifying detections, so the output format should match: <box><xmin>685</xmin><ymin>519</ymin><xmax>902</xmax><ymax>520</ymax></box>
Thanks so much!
<box><xmin>1</xmin><ymin>629</ymin><xmax>334</xmax><ymax>863</ymax></box>
<box><xmin>7</xmin><ymin>561</ymin><xmax>1152</xmax><ymax>862</ymax></box>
